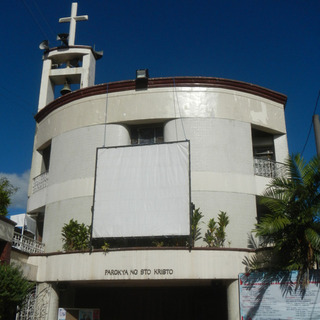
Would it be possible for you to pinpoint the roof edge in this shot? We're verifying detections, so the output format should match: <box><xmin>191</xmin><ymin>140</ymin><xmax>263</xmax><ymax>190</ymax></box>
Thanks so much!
<box><xmin>35</xmin><ymin>76</ymin><xmax>287</xmax><ymax>123</ymax></box>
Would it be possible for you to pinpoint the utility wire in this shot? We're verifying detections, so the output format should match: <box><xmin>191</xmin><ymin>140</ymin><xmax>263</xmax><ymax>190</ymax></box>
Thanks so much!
<box><xmin>301</xmin><ymin>90</ymin><xmax>320</xmax><ymax>156</ymax></box>
<box><xmin>20</xmin><ymin>0</ymin><xmax>51</xmax><ymax>41</ymax></box>
<box><xmin>103</xmin><ymin>83</ymin><xmax>109</xmax><ymax>147</ymax></box>
<box><xmin>32</xmin><ymin>0</ymin><xmax>57</xmax><ymax>41</ymax></box>
<box><xmin>172</xmin><ymin>78</ymin><xmax>187</xmax><ymax>141</ymax></box>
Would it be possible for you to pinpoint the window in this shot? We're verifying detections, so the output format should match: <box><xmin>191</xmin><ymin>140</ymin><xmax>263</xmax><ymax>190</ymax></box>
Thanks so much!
<box><xmin>39</xmin><ymin>143</ymin><xmax>51</xmax><ymax>173</ymax></box>
<box><xmin>130</xmin><ymin>125</ymin><xmax>164</xmax><ymax>145</ymax></box>
<box><xmin>252</xmin><ymin>129</ymin><xmax>280</xmax><ymax>177</ymax></box>
<box><xmin>252</xmin><ymin>129</ymin><xmax>274</xmax><ymax>160</ymax></box>
<box><xmin>35</xmin><ymin>212</ymin><xmax>44</xmax><ymax>243</ymax></box>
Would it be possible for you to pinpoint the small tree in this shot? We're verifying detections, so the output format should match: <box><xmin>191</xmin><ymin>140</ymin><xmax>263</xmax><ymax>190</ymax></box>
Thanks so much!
<box><xmin>0</xmin><ymin>263</ymin><xmax>34</xmax><ymax>320</ymax></box>
<box><xmin>204</xmin><ymin>211</ymin><xmax>229</xmax><ymax>247</ymax></box>
<box><xmin>61</xmin><ymin>219</ymin><xmax>91</xmax><ymax>251</ymax></box>
<box><xmin>190</xmin><ymin>208</ymin><xmax>203</xmax><ymax>246</ymax></box>
<box><xmin>0</xmin><ymin>177</ymin><xmax>17</xmax><ymax>216</ymax></box>
<box><xmin>250</xmin><ymin>154</ymin><xmax>320</xmax><ymax>287</ymax></box>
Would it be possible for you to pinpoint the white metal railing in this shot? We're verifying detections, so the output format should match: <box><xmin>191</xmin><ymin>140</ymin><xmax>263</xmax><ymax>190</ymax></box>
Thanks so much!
<box><xmin>12</xmin><ymin>232</ymin><xmax>45</xmax><ymax>254</ymax></box>
<box><xmin>254</xmin><ymin>158</ymin><xmax>285</xmax><ymax>178</ymax></box>
<box><xmin>16</xmin><ymin>285</ymin><xmax>50</xmax><ymax>320</ymax></box>
<box><xmin>32</xmin><ymin>172</ymin><xmax>48</xmax><ymax>193</ymax></box>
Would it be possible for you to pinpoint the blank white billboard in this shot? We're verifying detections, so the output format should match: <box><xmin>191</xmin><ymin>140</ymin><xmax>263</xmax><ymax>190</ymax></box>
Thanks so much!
<box><xmin>92</xmin><ymin>141</ymin><xmax>190</xmax><ymax>238</ymax></box>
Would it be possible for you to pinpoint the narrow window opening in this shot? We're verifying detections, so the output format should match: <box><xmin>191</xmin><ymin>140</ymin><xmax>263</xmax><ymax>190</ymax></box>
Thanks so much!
<box><xmin>252</xmin><ymin>129</ymin><xmax>275</xmax><ymax>160</ymax></box>
<box><xmin>40</xmin><ymin>144</ymin><xmax>51</xmax><ymax>173</ymax></box>
<box><xmin>130</xmin><ymin>124</ymin><xmax>164</xmax><ymax>145</ymax></box>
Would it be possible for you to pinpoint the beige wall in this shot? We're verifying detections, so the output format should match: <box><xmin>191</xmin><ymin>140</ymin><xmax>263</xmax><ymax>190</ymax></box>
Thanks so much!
<box><xmin>27</xmin><ymin>249</ymin><xmax>254</xmax><ymax>283</ymax></box>
<box><xmin>28</xmin><ymin>85</ymin><xmax>288</xmax><ymax>252</ymax></box>
<box><xmin>34</xmin><ymin>87</ymin><xmax>286</xmax><ymax>151</ymax></box>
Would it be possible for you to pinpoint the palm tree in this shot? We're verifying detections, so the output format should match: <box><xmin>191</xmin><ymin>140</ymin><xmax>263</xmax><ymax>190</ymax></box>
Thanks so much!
<box><xmin>253</xmin><ymin>153</ymin><xmax>320</xmax><ymax>287</ymax></box>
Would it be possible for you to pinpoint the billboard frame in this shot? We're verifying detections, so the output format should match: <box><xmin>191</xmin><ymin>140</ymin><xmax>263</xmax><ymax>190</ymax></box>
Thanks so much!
<box><xmin>90</xmin><ymin>140</ymin><xmax>191</xmax><ymax>244</ymax></box>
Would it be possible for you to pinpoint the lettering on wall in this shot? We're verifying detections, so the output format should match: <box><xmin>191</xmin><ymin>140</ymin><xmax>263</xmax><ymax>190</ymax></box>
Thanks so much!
<box><xmin>104</xmin><ymin>268</ymin><xmax>174</xmax><ymax>277</ymax></box>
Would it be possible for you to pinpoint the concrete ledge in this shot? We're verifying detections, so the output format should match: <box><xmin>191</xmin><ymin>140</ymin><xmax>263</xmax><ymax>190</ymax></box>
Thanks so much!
<box><xmin>27</xmin><ymin>248</ymin><xmax>254</xmax><ymax>282</ymax></box>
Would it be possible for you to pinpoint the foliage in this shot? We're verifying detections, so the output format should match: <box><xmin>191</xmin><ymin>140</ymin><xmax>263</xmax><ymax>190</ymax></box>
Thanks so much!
<box><xmin>251</xmin><ymin>154</ymin><xmax>320</xmax><ymax>287</ymax></box>
<box><xmin>204</xmin><ymin>211</ymin><xmax>229</xmax><ymax>247</ymax></box>
<box><xmin>190</xmin><ymin>208</ymin><xmax>203</xmax><ymax>246</ymax></box>
<box><xmin>152</xmin><ymin>241</ymin><xmax>164</xmax><ymax>247</ymax></box>
<box><xmin>0</xmin><ymin>263</ymin><xmax>34</xmax><ymax>320</ymax></box>
<box><xmin>101</xmin><ymin>242</ymin><xmax>110</xmax><ymax>252</ymax></box>
<box><xmin>247</xmin><ymin>232</ymin><xmax>262</xmax><ymax>250</ymax></box>
<box><xmin>61</xmin><ymin>219</ymin><xmax>91</xmax><ymax>251</ymax></box>
<box><xmin>0</xmin><ymin>177</ymin><xmax>17</xmax><ymax>216</ymax></box>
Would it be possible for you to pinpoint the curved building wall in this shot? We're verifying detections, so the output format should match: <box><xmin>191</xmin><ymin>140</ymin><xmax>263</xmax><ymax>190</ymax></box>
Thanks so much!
<box><xmin>36</xmin><ymin>124</ymin><xmax>130</xmax><ymax>251</ymax></box>
<box><xmin>28</xmin><ymin>79</ymin><xmax>288</xmax><ymax>251</ymax></box>
<box><xmin>165</xmin><ymin>118</ymin><xmax>256</xmax><ymax>247</ymax></box>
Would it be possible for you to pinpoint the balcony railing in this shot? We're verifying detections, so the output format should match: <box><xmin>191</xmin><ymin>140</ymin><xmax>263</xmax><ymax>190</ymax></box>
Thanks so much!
<box><xmin>32</xmin><ymin>171</ymin><xmax>48</xmax><ymax>193</ymax></box>
<box><xmin>254</xmin><ymin>158</ymin><xmax>285</xmax><ymax>178</ymax></box>
<box><xmin>12</xmin><ymin>232</ymin><xmax>45</xmax><ymax>254</ymax></box>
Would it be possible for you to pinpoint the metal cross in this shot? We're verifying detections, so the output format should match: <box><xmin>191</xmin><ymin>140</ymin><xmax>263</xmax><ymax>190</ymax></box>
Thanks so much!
<box><xmin>59</xmin><ymin>2</ymin><xmax>88</xmax><ymax>46</ymax></box>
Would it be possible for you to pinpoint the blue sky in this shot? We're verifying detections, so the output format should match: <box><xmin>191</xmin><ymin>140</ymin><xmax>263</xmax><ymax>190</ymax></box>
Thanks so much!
<box><xmin>1</xmin><ymin>0</ymin><xmax>320</xmax><ymax>214</ymax></box>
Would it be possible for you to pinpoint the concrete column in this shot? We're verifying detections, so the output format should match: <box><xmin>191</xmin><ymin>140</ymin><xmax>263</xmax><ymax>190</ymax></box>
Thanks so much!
<box><xmin>38</xmin><ymin>59</ymin><xmax>54</xmax><ymax>110</ymax></box>
<box><xmin>47</xmin><ymin>283</ymin><xmax>59</xmax><ymax>320</ymax></box>
<box><xmin>274</xmin><ymin>134</ymin><xmax>289</xmax><ymax>163</ymax></box>
<box><xmin>313</xmin><ymin>115</ymin><xmax>320</xmax><ymax>157</ymax></box>
<box><xmin>104</xmin><ymin>124</ymin><xmax>131</xmax><ymax>147</ymax></box>
<box><xmin>227</xmin><ymin>279</ymin><xmax>240</xmax><ymax>320</ymax></box>
<box><xmin>82</xmin><ymin>51</ymin><xmax>96</xmax><ymax>88</ymax></box>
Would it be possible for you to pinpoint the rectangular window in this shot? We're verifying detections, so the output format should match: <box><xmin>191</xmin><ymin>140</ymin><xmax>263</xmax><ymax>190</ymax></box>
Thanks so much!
<box><xmin>41</xmin><ymin>144</ymin><xmax>51</xmax><ymax>173</ymax></box>
<box><xmin>130</xmin><ymin>125</ymin><xmax>164</xmax><ymax>145</ymax></box>
<box><xmin>252</xmin><ymin>129</ymin><xmax>274</xmax><ymax>160</ymax></box>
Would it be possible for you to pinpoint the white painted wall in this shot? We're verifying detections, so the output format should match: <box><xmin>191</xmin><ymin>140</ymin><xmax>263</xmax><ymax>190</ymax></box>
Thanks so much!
<box><xmin>27</xmin><ymin>249</ymin><xmax>254</xmax><ymax>282</ymax></box>
<box><xmin>28</xmin><ymin>84</ymin><xmax>288</xmax><ymax>252</ymax></box>
<box><xmin>34</xmin><ymin>88</ymin><xmax>286</xmax><ymax>150</ymax></box>
<box><xmin>40</xmin><ymin>124</ymin><xmax>130</xmax><ymax>251</ymax></box>
<box><xmin>274</xmin><ymin>133</ymin><xmax>289</xmax><ymax>163</ymax></box>
<box><xmin>192</xmin><ymin>192</ymin><xmax>257</xmax><ymax>247</ymax></box>
<box><xmin>165</xmin><ymin>118</ymin><xmax>254</xmax><ymax>174</ymax></box>
<box><xmin>165</xmin><ymin>118</ymin><xmax>258</xmax><ymax>247</ymax></box>
<box><xmin>43</xmin><ymin>197</ymin><xmax>92</xmax><ymax>252</ymax></box>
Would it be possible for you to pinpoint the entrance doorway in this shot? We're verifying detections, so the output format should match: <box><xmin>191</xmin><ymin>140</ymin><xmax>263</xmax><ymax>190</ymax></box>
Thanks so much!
<box><xmin>69</xmin><ymin>282</ymin><xmax>228</xmax><ymax>319</ymax></box>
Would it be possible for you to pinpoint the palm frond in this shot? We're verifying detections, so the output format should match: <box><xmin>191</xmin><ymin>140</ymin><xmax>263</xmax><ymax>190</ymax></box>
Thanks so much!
<box><xmin>253</xmin><ymin>153</ymin><xmax>320</xmax><ymax>287</ymax></box>
<box><xmin>305</xmin><ymin>228</ymin><xmax>320</xmax><ymax>251</ymax></box>
<box><xmin>287</xmin><ymin>153</ymin><xmax>305</xmax><ymax>183</ymax></box>
<box><xmin>302</xmin><ymin>156</ymin><xmax>320</xmax><ymax>186</ymax></box>
<box><xmin>259</xmin><ymin>196</ymin><xmax>288</xmax><ymax>217</ymax></box>
<box><xmin>255</xmin><ymin>214</ymin><xmax>291</xmax><ymax>236</ymax></box>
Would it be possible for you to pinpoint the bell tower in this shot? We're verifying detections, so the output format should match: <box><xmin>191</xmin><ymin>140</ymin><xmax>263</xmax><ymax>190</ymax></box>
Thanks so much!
<box><xmin>38</xmin><ymin>2</ymin><xmax>102</xmax><ymax>111</ymax></box>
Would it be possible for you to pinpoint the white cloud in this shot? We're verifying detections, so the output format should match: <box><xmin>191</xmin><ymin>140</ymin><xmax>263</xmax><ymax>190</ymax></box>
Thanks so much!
<box><xmin>0</xmin><ymin>170</ymin><xmax>30</xmax><ymax>211</ymax></box>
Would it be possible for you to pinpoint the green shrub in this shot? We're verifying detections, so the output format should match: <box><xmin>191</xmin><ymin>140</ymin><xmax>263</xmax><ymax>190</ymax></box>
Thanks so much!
<box><xmin>0</xmin><ymin>263</ymin><xmax>34</xmax><ymax>320</ymax></box>
<box><xmin>204</xmin><ymin>211</ymin><xmax>229</xmax><ymax>247</ymax></box>
<box><xmin>61</xmin><ymin>219</ymin><xmax>91</xmax><ymax>251</ymax></box>
<box><xmin>190</xmin><ymin>208</ymin><xmax>203</xmax><ymax>246</ymax></box>
<box><xmin>0</xmin><ymin>177</ymin><xmax>17</xmax><ymax>216</ymax></box>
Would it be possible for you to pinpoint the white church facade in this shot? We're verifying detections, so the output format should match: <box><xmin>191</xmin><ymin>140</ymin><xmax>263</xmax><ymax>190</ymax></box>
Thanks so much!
<box><xmin>14</xmin><ymin>3</ymin><xmax>289</xmax><ymax>320</ymax></box>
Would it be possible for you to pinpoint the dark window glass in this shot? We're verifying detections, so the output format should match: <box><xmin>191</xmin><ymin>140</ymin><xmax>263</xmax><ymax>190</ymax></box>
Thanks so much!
<box><xmin>130</xmin><ymin>125</ymin><xmax>164</xmax><ymax>145</ymax></box>
<box><xmin>252</xmin><ymin>129</ymin><xmax>275</xmax><ymax>160</ymax></box>
<box><xmin>41</xmin><ymin>144</ymin><xmax>51</xmax><ymax>172</ymax></box>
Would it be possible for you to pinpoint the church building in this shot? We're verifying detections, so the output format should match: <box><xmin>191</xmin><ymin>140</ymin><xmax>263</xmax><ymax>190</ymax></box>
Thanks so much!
<box><xmin>14</xmin><ymin>3</ymin><xmax>288</xmax><ymax>319</ymax></box>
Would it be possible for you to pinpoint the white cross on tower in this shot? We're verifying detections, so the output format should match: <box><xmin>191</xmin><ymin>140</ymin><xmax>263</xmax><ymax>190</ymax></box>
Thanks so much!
<box><xmin>59</xmin><ymin>2</ymin><xmax>88</xmax><ymax>46</ymax></box>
